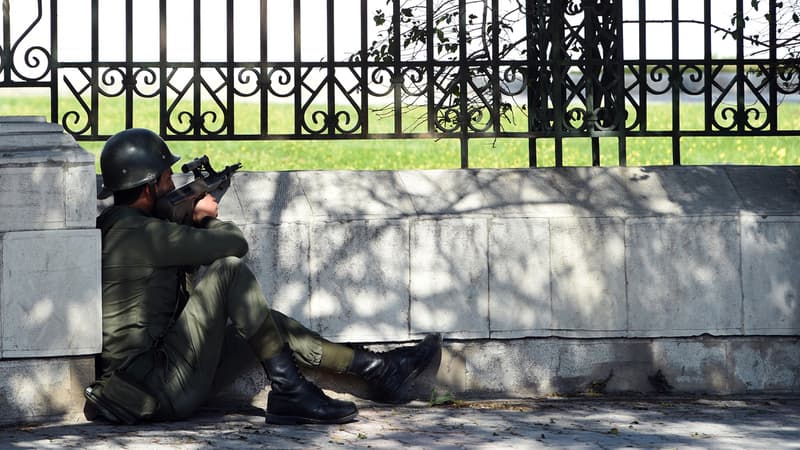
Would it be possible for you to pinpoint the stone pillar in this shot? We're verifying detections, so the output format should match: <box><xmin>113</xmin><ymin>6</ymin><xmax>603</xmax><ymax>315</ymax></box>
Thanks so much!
<box><xmin>0</xmin><ymin>116</ymin><xmax>101</xmax><ymax>424</ymax></box>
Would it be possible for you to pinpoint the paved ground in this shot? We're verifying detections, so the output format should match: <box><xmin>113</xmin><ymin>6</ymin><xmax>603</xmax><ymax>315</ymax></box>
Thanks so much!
<box><xmin>1</xmin><ymin>396</ymin><xmax>799</xmax><ymax>449</ymax></box>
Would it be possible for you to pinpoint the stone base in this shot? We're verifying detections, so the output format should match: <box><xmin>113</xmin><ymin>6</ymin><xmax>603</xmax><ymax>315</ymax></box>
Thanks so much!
<box><xmin>0</xmin><ymin>357</ymin><xmax>95</xmax><ymax>425</ymax></box>
<box><xmin>209</xmin><ymin>335</ymin><xmax>800</xmax><ymax>409</ymax></box>
<box><xmin>1</xmin><ymin>339</ymin><xmax>794</xmax><ymax>424</ymax></box>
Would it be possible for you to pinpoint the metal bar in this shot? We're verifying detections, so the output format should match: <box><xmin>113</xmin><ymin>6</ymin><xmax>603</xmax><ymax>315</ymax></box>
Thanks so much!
<box><xmin>704</xmin><ymin>0</ymin><xmax>711</xmax><ymax>133</ymax></box>
<box><xmin>125</xmin><ymin>0</ymin><xmax>133</xmax><ymax>129</ymax></box>
<box><xmin>159</xmin><ymin>0</ymin><xmax>166</xmax><ymax>136</ymax></box>
<box><xmin>226</xmin><ymin>0</ymin><xmax>234</xmax><ymax>136</ymax></box>
<box><xmin>361</xmin><ymin>0</ymin><xmax>368</xmax><ymax>136</ymax></box>
<box><xmin>769</xmin><ymin>0</ymin><xmax>777</xmax><ymax>132</ymax></box>
<box><xmin>392</xmin><ymin>0</ymin><xmax>402</xmax><ymax>136</ymax></box>
<box><xmin>615</xmin><ymin>0</ymin><xmax>626</xmax><ymax>166</ymax></box>
<box><xmin>327</xmin><ymin>0</ymin><xmax>335</xmax><ymax>136</ymax></box>
<box><xmin>426</xmin><ymin>0</ymin><xmax>434</xmax><ymax>134</ymax></box>
<box><xmin>2</xmin><ymin>0</ymin><xmax>10</xmax><ymax>82</ymax></box>
<box><xmin>91</xmin><ymin>0</ymin><xmax>99</xmax><ymax>136</ymax></box>
<box><xmin>50</xmin><ymin>0</ymin><xmax>58</xmax><ymax>124</ymax></box>
<box><xmin>193</xmin><ymin>0</ymin><xmax>201</xmax><ymax>136</ymax></box>
<box><xmin>736</xmin><ymin>0</ymin><xmax>744</xmax><ymax>134</ymax></box>
<box><xmin>260</xmin><ymin>0</ymin><xmax>268</xmax><ymax>136</ymax></box>
<box><xmin>671</xmin><ymin>0</ymin><xmax>680</xmax><ymax>165</ymax></box>
<box><xmin>553</xmin><ymin>0</ymin><xmax>564</xmax><ymax>167</ymax></box>
<box><xmin>458</xmin><ymin>0</ymin><xmax>468</xmax><ymax>167</ymax></box>
<box><xmin>491</xmin><ymin>0</ymin><xmax>500</xmax><ymax>135</ymax></box>
<box><xmin>526</xmin><ymin>0</ymin><xmax>536</xmax><ymax>167</ymax></box>
<box><xmin>638</xmin><ymin>0</ymin><xmax>646</xmax><ymax>133</ymax></box>
<box><xmin>68</xmin><ymin>126</ymin><xmax>800</xmax><ymax>142</ymax></box>
<box><xmin>293</xmin><ymin>0</ymin><xmax>301</xmax><ymax>136</ymax></box>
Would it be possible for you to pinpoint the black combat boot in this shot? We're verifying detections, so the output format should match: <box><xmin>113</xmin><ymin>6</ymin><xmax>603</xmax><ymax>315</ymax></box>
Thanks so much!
<box><xmin>263</xmin><ymin>345</ymin><xmax>358</xmax><ymax>424</ymax></box>
<box><xmin>347</xmin><ymin>333</ymin><xmax>441</xmax><ymax>404</ymax></box>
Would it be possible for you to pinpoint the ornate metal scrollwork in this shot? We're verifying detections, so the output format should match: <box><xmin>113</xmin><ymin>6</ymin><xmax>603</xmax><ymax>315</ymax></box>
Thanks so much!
<box><xmin>710</xmin><ymin>65</ymin><xmax>771</xmax><ymax>132</ymax></box>
<box><xmin>163</xmin><ymin>67</ymin><xmax>229</xmax><ymax>136</ymax></box>
<box><xmin>3</xmin><ymin>0</ymin><xmax>51</xmax><ymax>83</ymax></box>
<box><xmin>266</xmin><ymin>66</ymin><xmax>295</xmax><ymax>98</ymax></box>
<box><xmin>332</xmin><ymin>72</ymin><xmax>362</xmax><ymax>134</ymax></box>
<box><xmin>298</xmin><ymin>68</ymin><xmax>328</xmax><ymax>135</ymax></box>
<box><xmin>623</xmin><ymin>64</ymin><xmax>641</xmax><ymax>131</ymax></box>
<box><xmin>232</xmin><ymin>67</ymin><xmax>261</xmax><ymax>99</ymax></box>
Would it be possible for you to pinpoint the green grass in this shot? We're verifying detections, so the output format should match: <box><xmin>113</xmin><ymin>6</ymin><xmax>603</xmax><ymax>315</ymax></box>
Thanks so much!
<box><xmin>3</xmin><ymin>94</ymin><xmax>799</xmax><ymax>171</ymax></box>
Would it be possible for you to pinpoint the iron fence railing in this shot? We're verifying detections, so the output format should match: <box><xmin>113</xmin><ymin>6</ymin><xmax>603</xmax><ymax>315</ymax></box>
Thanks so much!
<box><xmin>1</xmin><ymin>0</ymin><xmax>798</xmax><ymax>167</ymax></box>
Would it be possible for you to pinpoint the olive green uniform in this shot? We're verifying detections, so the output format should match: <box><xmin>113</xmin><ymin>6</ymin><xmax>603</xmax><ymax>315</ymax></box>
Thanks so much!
<box><xmin>96</xmin><ymin>206</ymin><xmax>352</xmax><ymax>419</ymax></box>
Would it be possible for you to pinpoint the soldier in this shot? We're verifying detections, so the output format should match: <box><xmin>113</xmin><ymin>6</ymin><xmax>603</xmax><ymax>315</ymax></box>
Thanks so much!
<box><xmin>84</xmin><ymin>128</ymin><xmax>440</xmax><ymax>425</ymax></box>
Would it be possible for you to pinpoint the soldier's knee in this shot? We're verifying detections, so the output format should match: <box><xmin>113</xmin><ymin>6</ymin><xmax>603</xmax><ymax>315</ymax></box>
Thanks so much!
<box><xmin>214</xmin><ymin>255</ymin><xmax>244</xmax><ymax>269</ymax></box>
<box><xmin>207</xmin><ymin>255</ymin><xmax>246</xmax><ymax>277</ymax></box>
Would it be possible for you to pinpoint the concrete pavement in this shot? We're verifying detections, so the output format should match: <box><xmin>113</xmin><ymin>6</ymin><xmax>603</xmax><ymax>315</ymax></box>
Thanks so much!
<box><xmin>2</xmin><ymin>395</ymin><xmax>799</xmax><ymax>449</ymax></box>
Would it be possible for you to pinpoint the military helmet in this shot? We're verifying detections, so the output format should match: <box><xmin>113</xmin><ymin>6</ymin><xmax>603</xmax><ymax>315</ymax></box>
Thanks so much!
<box><xmin>98</xmin><ymin>128</ymin><xmax>180</xmax><ymax>199</ymax></box>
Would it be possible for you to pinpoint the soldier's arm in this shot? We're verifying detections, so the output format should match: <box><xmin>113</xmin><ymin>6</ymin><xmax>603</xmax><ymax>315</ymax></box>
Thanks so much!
<box><xmin>145</xmin><ymin>217</ymin><xmax>249</xmax><ymax>268</ymax></box>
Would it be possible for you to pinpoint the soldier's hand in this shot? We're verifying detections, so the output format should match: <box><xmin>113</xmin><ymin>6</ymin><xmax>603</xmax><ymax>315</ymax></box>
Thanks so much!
<box><xmin>193</xmin><ymin>193</ymin><xmax>219</xmax><ymax>224</ymax></box>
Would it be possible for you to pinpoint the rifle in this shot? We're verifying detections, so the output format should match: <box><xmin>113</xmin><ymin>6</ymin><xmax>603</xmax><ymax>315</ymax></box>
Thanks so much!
<box><xmin>154</xmin><ymin>155</ymin><xmax>242</xmax><ymax>225</ymax></box>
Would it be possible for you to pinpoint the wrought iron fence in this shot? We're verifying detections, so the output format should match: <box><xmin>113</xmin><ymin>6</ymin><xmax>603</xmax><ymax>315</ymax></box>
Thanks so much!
<box><xmin>1</xmin><ymin>0</ymin><xmax>798</xmax><ymax>167</ymax></box>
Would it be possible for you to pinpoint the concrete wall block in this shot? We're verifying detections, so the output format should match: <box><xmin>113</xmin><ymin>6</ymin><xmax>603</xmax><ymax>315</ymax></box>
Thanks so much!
<box><xmin>241</xmin><ymin>223</ymin><xmax>310</xmax><ymax>324</ymax></box>
<box><xmin>0</xmin><ymin>133</ymin><xmax>79</xmax><ymax>153</ymax></box>
<box><xmin>640</xmin><ymin>166</ymin><xmax>741</xmax><ymax>216</ymax></box>
<box><xmin>550</xmin><ymin>217</ymin><xmax>627</xmax><ymax>337</ymax></box>
<box><xmin>432</xmin><ymin>343</ymin><xmax>468</xmax><ymax>394</ymax></box>
<box><xmin>725</xmin><ymin>166</ymin><xmax>800</xmax><ymax>214</ymax></box>
<box><xmin>488</xmin><ymin>218</ymin><xmax>551</xmax><ymax>338</ymax></box>
<box><xmin>463</xmin><ymin>340</ymin><xmax>559</xmax><ymax>395</ymax></box>
<box><xmin>533</xmin><ymin>167</ymin><xmax>671</xmax><ymax>217</ymax></box>
<box><xmin>626</xmin><ymin>217</ymin><xmax>743</xmax><ymax>336</ymax></box>
<box><xmin>0</xmin><ymin>357</ymin><xmax>94</xmax><ymax>425</ymax></box>
<box><xmin>398</xmin><ymin>170</ymin><xmax>488</xmax><ymax>215</ymax></box>
<box><xmin>475</xmin><ymin>169</ymin><xmax>573</xmax><ymax>217</ymax></box>
<box><xmin>741</xmin><ymin>215</ymin><xmax>800</xmax><ymax>334</ymax></box>
<box><xmin>0</xmin><ymin>166</ymin><xmax>67</xmax><ymax>232</ymax></box>
<box><xmin>729</xmin><ymin>338</ymin><xmax>800</xmax><ymax>392</ymax></box>
<box><xmin>310</xmin><ymin>220</ymin><xmax>410</xmax><ymax>341</ymax></box>
<box><xmin>1</xmin><ymin>230</ymin><xmax>101</xmax><ymax>357</ymax></box>
<box><xmin>553</xmin><ymin>339</ymin><xmax>730</xmax><ymax>393</ymax></box>
<box><xmin>475</xmin><ymin>167</ymin><xmax>739</xmax><ymax>219</ymax></box>
<box><xmin>230</xmin><ymin>171</ymin><xmax>312</xmax><ymax>224</ymax></box>
<box><xmin>65</xmin><ymin>164</ymin><xmax>97</xmax><ymax>228</ymax></box>
<box><xmin>555</xmin><ymin>341</ymin><xmax>670</xmax><ymax>393</ymax></box>
<box><xmin>650</xmin><ymin>339</ymin><xmax>730</xmax><ymax>393</ymax></box>
<box><xmin>410</xmin><ymin>218</ymin><xmax>489</xmax><ymax>339</ymax></box>
<box><xmin>297</xmin><ymin>171</ymin><xmax>416</xmax><ymax>219</ymax></box>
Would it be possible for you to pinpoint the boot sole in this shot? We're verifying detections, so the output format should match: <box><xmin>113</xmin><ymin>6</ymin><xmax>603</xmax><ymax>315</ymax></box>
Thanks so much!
<box><xmin>265</xmin><ymin>410</ymin><xmax>359</xmax><ymax>425</ymax></box>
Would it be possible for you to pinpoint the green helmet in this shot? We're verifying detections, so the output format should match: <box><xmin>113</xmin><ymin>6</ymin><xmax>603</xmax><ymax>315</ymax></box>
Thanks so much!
<box><xmin>98</xmin><ymin>128</ymin><xmax>180</xmax><ymax>199</ymax></box>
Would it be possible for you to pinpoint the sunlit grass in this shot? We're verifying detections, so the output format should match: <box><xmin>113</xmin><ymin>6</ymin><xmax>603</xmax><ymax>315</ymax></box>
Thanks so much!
<box><xmin>2</xmin><ymin>94</ymin><xmax>799</xmax><ymax>171</ymax></box>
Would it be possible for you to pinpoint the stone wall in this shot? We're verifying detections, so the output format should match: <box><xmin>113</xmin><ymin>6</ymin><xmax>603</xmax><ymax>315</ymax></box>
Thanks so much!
<box><xmin>209</xmin><ymin>167</ymin><xmax>800</xmax><ymax>342</ymax></box>
<box><xmin>198</xmin><ymin>165</ymin><xmax>800</xmax><ymax>401</ymax></box>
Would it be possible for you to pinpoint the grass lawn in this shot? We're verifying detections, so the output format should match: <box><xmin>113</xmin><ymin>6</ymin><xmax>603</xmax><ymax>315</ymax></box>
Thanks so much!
<box><xmin>3</xmin><ymin>93</ymin><xmax>799</xmax><ymax>171</ymax></box>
